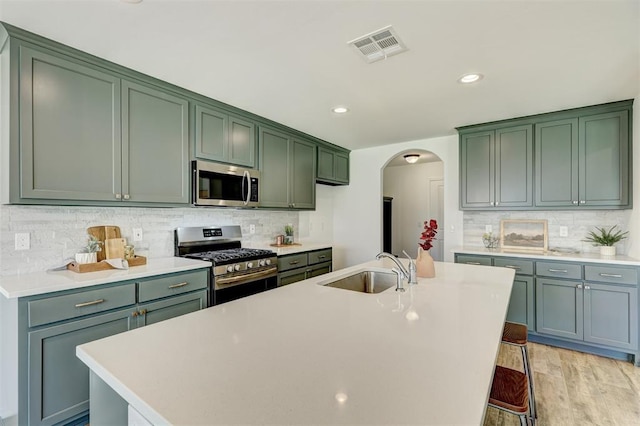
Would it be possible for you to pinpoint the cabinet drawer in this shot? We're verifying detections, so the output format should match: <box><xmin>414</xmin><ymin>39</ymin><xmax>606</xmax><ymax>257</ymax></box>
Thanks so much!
<box><xmin>138</xmin><ymin>270</ymin><xmax>208</xmax><ymax>303</ymax></box>
<box><xmin>28</xmin><ymin>283</ymin><xmax>136</xmax><ymax>328</ymax></box>
<box><xmin>494</xmin><ymin>258</ymin><xmax>534</xmax><ymax>275</ymax></box>
<box><xmin>536</xmin><ymin>261</ymin><xmax>582</xmax><ymax>280</ymax></box>
<box><xmin>455</xmin><ymin>254</ymin><xmax>492</xmax><ymax>266</ymax></box>
<box><xmin>278</xmin><ymin>253</ymin><xmax>308</xmax><ymax>272</ymax></box>
<box><xmin>278</xmin><ymin>269</ymin><xmax>307</xmax><ymax>286</ymax></box>
<box><xmin>308</xmin><ymin>249</ymin><xmax>332</xmax><ymax>265</ymax></box>
<box><xmin>585</xmin><ymin>265</ymin><xmax>638</xmax><ymax>285</ymax></box>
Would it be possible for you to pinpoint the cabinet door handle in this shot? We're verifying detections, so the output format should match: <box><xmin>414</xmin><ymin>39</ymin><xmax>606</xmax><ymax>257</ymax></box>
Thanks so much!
<box><xmin>75</xmin><ymin>299</ymin><xmax>105</xmax><ymax>308</ymax></box>
<box><xmin>289</xmin><ymin>260</ymin><xmax>300</xmax><ymax>265</ymax></box>
<box><xmin>584</xmin><ymin>285</ymin><xmax>591</xmax><ymax>290</ymax></box>
<box><xmin>504</xmin><ymin>265</ymin><xmax>521</xmax><ymax>270</ymax></box>
<box><xmin>577</xmin><ymin>284</ymin><xmax>583</xmax><ymax>289</ymax></box>
<box><xmin>572</xmin><ymin>200</ymin><xmax>578</xmax><ymax>205</ymax></box>
<box><xmin>599</xmin><ymin>273</ymin><xmax>623</xmax><ymax>278</ymax></box>
<box><xmin>139</xmin><ymin>309</ymin><xmax>147</xmax><ymax>316</ymax></box>
<box><xmin>495</xmin><ymin>201</ymin><xmax>500</xmax><ymax>206</ymax></box>
<box><xmin>168</xmin><ymin>282</ymin><xmax>189</xmax><ymax>289</ymax></box>
<box><xmin>123</xmin><ymin>194</ymin><xmax>130</xmax><ymax>200</ymax></box>
<box><xmin>580</xmin><ymin>200</ymin><xmax>586</xmax><ymax>204</ymax></box>
<box><xmin>115</xmin><ymin>193</ymin><xmax>122</xmax><ymax>200</ymax></box>
<box><xmin>466</xmin><ymin>261</ymin><xmax>482</xmax><ymax>265</ymax></box>
<box><xmin>548</xmin><ymin>268</ymin><xmax>568</xmax><ymax>273</ymax></box>
<box><xmin>318</xmin><ymin>255</ymin><xmax>326</xmax><ymax>259</ymax></box>
<box><xmin>132</xmin><ymin>311</ymin><xmax>139</xmax><ymax>317</ymax></box>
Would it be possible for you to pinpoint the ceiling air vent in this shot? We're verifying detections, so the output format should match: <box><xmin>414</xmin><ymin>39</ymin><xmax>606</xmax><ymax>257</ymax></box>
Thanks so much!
<box><xmin>348</xmin><ymin>26</ymin><xmax>408</xmax><ymax>64</ymax></box>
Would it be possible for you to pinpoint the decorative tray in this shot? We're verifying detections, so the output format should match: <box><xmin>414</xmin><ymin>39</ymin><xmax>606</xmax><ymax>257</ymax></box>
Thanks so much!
<box><xmin>269</xmin><ymin>243</ymin><xmax>302</xmax><ymax>248</ymax></box>
<box><xmin>67</xmin><ymin>256</ymin><xmax>147</xmax><ymax>273</ymax></box>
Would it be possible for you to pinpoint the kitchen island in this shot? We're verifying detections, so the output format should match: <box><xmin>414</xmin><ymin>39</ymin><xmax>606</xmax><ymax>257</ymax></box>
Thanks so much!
<box><xmin>77</xmin><ymin>259</ymin><xmax>515</xmax><ymax>425</ymax></box>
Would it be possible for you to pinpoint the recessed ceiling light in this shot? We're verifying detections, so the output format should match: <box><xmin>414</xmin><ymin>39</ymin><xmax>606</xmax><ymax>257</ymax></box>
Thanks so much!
<box><xmin>332</xmin><ymin>106</ymin><xmax>349</xmax><ymax>114</ymax></box>
<box><xmin>458</xmin><ymin>73</ymin><xmax>483</xmax><ymax>84</ymax></box>
<box><xmin>404</xmin><ymin>154</ymin><xmax>420</xmax><ymax>164</ymax></box>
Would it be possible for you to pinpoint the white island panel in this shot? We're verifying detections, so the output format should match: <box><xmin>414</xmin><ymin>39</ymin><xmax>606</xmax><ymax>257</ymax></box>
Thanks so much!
<box><xmin>78</xmin><ymin>259</ymin><xmax>514</xmax><ymax>425</ymax></box>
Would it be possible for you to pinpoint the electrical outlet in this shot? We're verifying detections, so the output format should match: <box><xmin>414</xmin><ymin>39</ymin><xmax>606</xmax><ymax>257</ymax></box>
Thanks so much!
<box><xmin>485</xmin><ymin>225</ymin><xmax>492</xmax><ymax>234</ymax></box>
<box><xmin>249</xmin><ymin>224</ymin><xmax>256</xmax><ymax>234</ymax></box>
<box><xmin>132</xmin><ymin>228</ymin><xmax>143</xmax><ymax>242</ymax></box>
<box><xmin>559</xmin><ymin>226</ymin><xmax>568</xmax><ymax>237</ymax></box>
<box><xmin>15</xmin><ymin>233</ymin><xmax>30</xmax><ymax>250</ymax></box>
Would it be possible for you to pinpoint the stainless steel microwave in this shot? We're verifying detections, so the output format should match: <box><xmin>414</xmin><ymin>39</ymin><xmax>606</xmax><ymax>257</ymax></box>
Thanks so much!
<box><xmin>193</xmin><ymin>160</ymin><xmax>260</xmax><ymax>207</ymax></box>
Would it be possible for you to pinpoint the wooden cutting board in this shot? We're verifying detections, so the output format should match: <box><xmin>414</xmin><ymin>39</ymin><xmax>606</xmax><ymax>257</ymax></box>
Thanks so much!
<box><xmin>104</xmin><ymin>238</ymin><xmax>126</xmax><ymax>259</ymax></box>
<box><xmin>87</xmin><ymin>226</ymin><xmax>121</xmax><ymax>261</ymax></box>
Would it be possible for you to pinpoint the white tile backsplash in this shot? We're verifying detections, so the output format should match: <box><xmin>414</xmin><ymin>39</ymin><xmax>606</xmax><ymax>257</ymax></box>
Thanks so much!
<box><xmin>0</xmin><ymin>205</ymin><xmax>298</xmax><ymax>276</ymax></box>
<box><xmin>463</xmin><ymin>210</ymin><xmax>632</xmax><ymax>254</ymax></box>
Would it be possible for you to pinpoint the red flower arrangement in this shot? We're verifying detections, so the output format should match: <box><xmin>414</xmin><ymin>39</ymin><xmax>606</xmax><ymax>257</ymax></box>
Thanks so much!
<box><xmin>419</xmin><ymin>219</ymin><xmax>438</xmax><ymax>251</ymax></box>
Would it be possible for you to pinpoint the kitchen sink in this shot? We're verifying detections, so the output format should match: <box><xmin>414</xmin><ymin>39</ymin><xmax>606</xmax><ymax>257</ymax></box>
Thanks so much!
<box><xmin>322</xmin><ymin>270</ymin><xmax>396</xmax><ymax>293</ymax></box>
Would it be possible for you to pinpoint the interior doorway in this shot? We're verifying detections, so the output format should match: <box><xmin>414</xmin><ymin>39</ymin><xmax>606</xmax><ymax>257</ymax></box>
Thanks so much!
<box><xmin>382</xmin><ymin>150</ymin><xmax>444</xmax><ymax>260</ymax></box>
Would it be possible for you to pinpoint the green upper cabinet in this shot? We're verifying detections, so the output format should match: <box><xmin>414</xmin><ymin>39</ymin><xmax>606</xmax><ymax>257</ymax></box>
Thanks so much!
<box><xmin>459</xmin><ymin>124</ymin><xmax>533</xmax><ymax>209</ymax></box>
<box><xmin>536</xmin><ymin>109</ymin><xmax>630</xmax><ymax>208</ymax></box>
<box><xmin>459</xmin><ymin>99</ymin><xmax>632</xmax><ymax>211</ymax></box>
<box><xmin>194</xmin><ymin>103</ymin><xmax>255</xmax><ymax>168</ymax></box>
<box><xmin>18</xmin><ymin>45</ymin><xmax>123</xmax><ymax>202</ymax></box>
<box><xmin>317</xmin><ymin>145</ymin><xmax>349</xmax><ymax>185</ymax></box>
<box><xmin>11</xmin><ymin>41</ymin><xmax>189</xmax><ymax>205</ymax></box>
<box><xmin>259</xmin><ymin>126</ymin><xmax>316</xmax><ymax>209</ymax></box>
<box><xmin>122</xmin><ymin>80</ymin><xmax>189</xmax><ymax>204</ymax></box>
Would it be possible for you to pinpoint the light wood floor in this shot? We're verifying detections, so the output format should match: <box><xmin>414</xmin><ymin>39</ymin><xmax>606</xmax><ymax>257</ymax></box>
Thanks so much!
<box><xmin>484</xmin><ymin>342</ymin><xmax>640</xmax><ymax>425</ymax></box>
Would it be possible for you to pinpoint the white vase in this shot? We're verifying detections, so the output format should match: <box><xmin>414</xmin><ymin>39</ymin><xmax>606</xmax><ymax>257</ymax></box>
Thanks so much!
<box><xmin>416</xmin><ymin>247</ymin><xmax>435</xmax><ymax>278</ymax></box>
<box><xmin>75</xmin><ymin>252</ymin><xmax>97</xmax><ymax>264</ymax></box>
<box><xmin>600</xmin><ymin>246</ymin><xmax>616</xmax><ymax>256</ymax></box>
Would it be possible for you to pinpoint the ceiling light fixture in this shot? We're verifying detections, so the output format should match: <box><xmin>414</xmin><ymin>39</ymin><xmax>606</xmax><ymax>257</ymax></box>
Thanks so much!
<box><xmin>458</xmin><ymin>73</ymin><xmax>483</xmax><ymax>84</ymax></box>
<box><xmin>332</xmin><ymin>106</ymin><xmax>349</xmax><ymax>114</ymax></box>
<box><xmin>404</xmin><ymin>154</ymin><xmax>420</xmax><ymax>164</ymax></box>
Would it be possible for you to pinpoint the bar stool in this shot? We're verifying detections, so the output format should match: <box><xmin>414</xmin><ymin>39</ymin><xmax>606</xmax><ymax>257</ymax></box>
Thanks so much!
<box><xmin>501</xmin><ymin>321</ymin><xmax>536</xmax><ymax>420</ymax></box>
<box><xmin>489</xmin><ymin>365</ymin><xmax>531</xmax><ymax>426</ymax></box>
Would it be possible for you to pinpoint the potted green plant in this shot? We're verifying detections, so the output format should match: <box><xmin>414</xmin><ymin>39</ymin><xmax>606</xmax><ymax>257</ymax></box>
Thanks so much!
<box><xmin>583</xmin><ymin>225</ymin><xmax>628</xmax><ymax>256</ymax></box>
<box><xmin>284</xmin><ymin>224</ymin><xmax>294</xmax><ymax>245</ymax></box>
<box><xmin>75</xmin><ymin>235</ymin><xmax>102</xmax><ymax>264</ymax></box>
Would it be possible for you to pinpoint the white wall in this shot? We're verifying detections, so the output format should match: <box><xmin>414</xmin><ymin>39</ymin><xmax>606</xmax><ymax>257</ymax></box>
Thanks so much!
<box><xmin>332</xmin><ymin>135</ymin><xmax>461</xmax><ymax>270</ymax></box>
<box><xmin>627</xmin><ymin>92</ymin><xmax>640</xmax><ymax>258</ymax></box>
<box><xmin>383</xmin><ymin>161</ymin><xmax>444</xmax><ymax>259</ymax></box>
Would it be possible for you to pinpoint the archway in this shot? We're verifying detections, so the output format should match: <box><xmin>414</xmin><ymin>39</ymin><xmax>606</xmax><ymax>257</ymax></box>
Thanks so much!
<box><xmin>382</xmin><ymin>149</ymin><xmax>444</xmax><ymax>261</ymax></box>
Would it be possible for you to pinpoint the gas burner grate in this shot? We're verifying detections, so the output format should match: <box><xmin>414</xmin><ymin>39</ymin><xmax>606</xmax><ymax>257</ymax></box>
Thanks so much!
<box><xmin>187</xmin><ymin>248</ymin><xmax>274</xmax><ymax>263</ymax></box>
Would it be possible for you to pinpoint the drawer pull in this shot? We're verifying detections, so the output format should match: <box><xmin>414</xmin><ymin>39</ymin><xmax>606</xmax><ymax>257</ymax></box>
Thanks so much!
<box><xmin>548</xmin><ymin>268</ymin><xmax>568</xmax><ymax>273</ymax></box>
<box><xmin>289</xmin><ymin>260</ymin><xmax>300</xmax><ymax>265</ymax></box>
<box><xmin>504</xmin><ymin>265</ymin><xmax>522</xmax><ymax>270</ymax></box>
<box><xmin>139</xmin><ymin>309</ymin><xmax>147</xmax><ymax>316</ymax></box>
<box><xmin>318</xmin><ymin>255</ymin><xmax>327</xmax><ymax>259</ymax></box>
<box><xmin>168</xmin><ymin>282</ymin><xmax>189</xmax><ymax>289</ymax></box>
<box><xmin>75</xmin><ymin>299</ymin><xmax>105</xmax><ymax>308</ymax></box>
<box><xmin>132</xmin><ymin>311</ymin><xmax>139</xmax><ymax>317</ymax></box>
<box><xmin>577</xmin><ymin>284</ymin><xmax>583</xmax><ymax>289</ymax></box>
<box><xmin>466</xmin><ymin>261</ymin><xmax>482</xmax><ymax>265</ymax></box>
<box><xmin>599</xmin><ymin>273</ymin><xmax>623</xmax><ymax>278</ymax></box>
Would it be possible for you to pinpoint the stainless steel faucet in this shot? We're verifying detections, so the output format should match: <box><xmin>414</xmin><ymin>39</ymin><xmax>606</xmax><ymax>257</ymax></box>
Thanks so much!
<box><xmin>402</xmin><ymin>250</ymin><xmax>418</xmax><ymax>285</ymax></box>
<box><xmin>376</xmin><ymin>252</ymin><xmax>411</xmax><ymax>292</ymax></box>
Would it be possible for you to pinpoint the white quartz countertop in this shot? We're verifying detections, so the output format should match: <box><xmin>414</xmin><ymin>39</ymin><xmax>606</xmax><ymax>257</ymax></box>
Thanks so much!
<box><xmin>453</xmin><ymin>246</ymin><xmax>640</xmax><ymax>266</ymax></box>
<box><xmin>252</xmin><ymin>242</ymin><xmax>331</xmax><ymax>256</ymax></box>
<box><xmin>0</xmin><ymin>257</ymin><xmax>212</xmax><ymax>299</ymax></box>
<box><xmin>77</xmin><ymin>259</ymin><xmax>515</xmax><ymax>425</ymax></box>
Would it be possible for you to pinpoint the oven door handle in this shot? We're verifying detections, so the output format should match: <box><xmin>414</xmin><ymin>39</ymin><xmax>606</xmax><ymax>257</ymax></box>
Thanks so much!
<box><xmin>215</xmin><ymin>267</ymin><xmax>278</xmax><ymax>288</ymax></box>
<box><xmin>242</xmin><ymin>170</ymin><xmax>251</xmax><ymax>206</ymax></box>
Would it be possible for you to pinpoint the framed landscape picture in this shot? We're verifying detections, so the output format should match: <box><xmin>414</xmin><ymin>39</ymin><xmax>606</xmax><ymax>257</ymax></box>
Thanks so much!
<box><xmin>500</xmin><ymin>219</ymin><xmax>548</xmax><ymax>252</ymax></box>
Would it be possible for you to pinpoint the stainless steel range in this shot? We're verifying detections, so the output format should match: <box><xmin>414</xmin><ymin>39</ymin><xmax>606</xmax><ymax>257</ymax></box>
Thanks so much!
<box><xmin>175</xmin><ymin>226</ymin><xmax>277</xmax><ymax>306</ymax></box>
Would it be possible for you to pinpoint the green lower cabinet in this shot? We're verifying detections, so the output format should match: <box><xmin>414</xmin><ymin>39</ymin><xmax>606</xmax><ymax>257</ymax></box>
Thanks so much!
<box><xmin>27</xmin><ymin>308</ymin><xmax>134</xmax><ymax>426</ymax></box>
<box><xmin>277</xmin><ymin>249</ymin><xmax>332</xmax><ymax>286</ymax></box>
<box><xmin>536</xmin><ymin>278</ymin><xmax>583</xmax><ymax>340</ymax></box>
<box><xmin>136</xmin><ymin>290</ymin><xmax>207</xmax><ymax>327</ymax></box>
<box><xmin>505</xmin><ymin>275</ymin><xmax>535</xmax><ymax>331</ymax></box>
<box><xmin>583</xmin><ymin>282</ymin><xmax>637</xmax><ymax>350</ymax></box>
<box><xmin>20</xmin><ymin>269</ymin><xmax>209</xmax><ymax>426</ymax></box>
<box><xmin>536</xmin><ymin>278</ymin><xmax>638</xmax><ymax>351</ymax></box>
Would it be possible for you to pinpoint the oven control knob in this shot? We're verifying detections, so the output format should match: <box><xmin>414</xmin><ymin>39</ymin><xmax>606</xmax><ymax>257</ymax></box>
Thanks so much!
<box><xmin>226</xmin><ymin>265</ymin><xmax>234</xmax><ymax>273</ymax></box>
<box><xmin>234</xmin><ymin>264</ymin><xmax>241</xmax><ymax>271</ymax></box>
<box><xmin>265</xmin><ymin>259</ymin><xmax>272</xmax><ymax>266</ymax></box>
<box><xmin>247</xmin><ymin>262</ymin><xmax>254</xmax><ymax>269</ymax></box>
<box><xmin>258</xmin><ymin>259</ymin><xmax>265</xmax><ymax>267</ymax></box>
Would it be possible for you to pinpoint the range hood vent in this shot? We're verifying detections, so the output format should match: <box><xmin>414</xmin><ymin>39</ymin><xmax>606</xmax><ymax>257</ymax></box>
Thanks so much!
<box><xmin>348</xmin><ymin>26</ymin><xmax>408</xmax><ymax>63</ymax></box>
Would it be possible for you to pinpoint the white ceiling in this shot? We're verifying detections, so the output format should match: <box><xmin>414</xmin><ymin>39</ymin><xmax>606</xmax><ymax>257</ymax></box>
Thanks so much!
<box><xmin>0</xmin><ymin>0</ymin><xmax>638</xmax><ymax>151</ymax></box>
